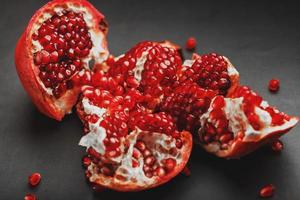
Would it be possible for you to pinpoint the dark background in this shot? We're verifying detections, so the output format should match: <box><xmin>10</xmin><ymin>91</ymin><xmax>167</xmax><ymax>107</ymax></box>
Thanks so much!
<box><xmin>0</xmin><ymin>0</ymin><xmax>300</xmax><ymax>199</ymax></box>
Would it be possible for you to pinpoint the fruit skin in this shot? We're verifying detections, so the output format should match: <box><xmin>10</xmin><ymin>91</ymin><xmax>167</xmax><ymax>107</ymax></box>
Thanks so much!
<box><xmin>15</xmin><ymin>0</ymin><xmax>108</xmax><ymax>121</ymax></box>
<box><xmin>86</xmin><ymin>131</ymin><xmax>192</xmax><ymax>192</ymax></box>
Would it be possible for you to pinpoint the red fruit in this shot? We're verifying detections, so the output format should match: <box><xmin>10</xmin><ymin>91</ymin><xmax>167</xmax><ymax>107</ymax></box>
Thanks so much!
<box><xmin>198</xmin><ymin>86</ymin><xmax>298</xmax><ymax>158</ymax></box>
<box><xmin>185</xmin><ymin>37</ymin><xmax>197</xmax><ymax>50</ymax></box>
<box><xmin>177</xmin><ymin>53</ymin><xmax>239</xmax><ymax>96</ymax></box>
<box><xmin>271</xmin><ymin>140</ymin><xmax>284</xmax><ymax>152</ymax></box>
<box><xmin>108</xmin><ymin>41</ymin><xmax>182</xmax><ymax>109</ymax></box>
<box><xmin>160</xmin><ymin>83</ymin><xmax>217</xmax><ymax>132</ymax></box>
<box><xmin>259</xmin><ymin>184</ymin><xmax>275</xmax><ymax>198</ymax></box>
<box><xmin>268</xmin><ymin>79</ymin><xmax>280</xmax><ymax>92</ymax></box>
<box><xmin>24</xmin><ymin>194</ymin><xmax>37</xmax><ymax>200</ymax></box>
<box><xmin>28</xmin><ymin>172</ymin><xmax>41</xmax><ymax>186</ymax></box>
<box><xmin>77</xmin><ymin>86</ymin><xmax>192</xmax><ymax>191</ymax></box>
<box><xmin>15</xmin><ymin>0</ymin><xmax>109</xmax><ymax>121</ymax></box>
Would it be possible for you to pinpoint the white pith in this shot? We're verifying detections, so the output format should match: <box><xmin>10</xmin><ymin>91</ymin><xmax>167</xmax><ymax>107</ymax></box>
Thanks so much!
<box><xmin>132</xmin><ymin>51</ymin><xmax>148</xmax><ymax>83</ymax></box>
<box><xmin>87</xmin><ymin>128</ymin><xmax>183</xmax><ymax>186</ymax></box>
<box><xmin>200</xmin><ymin>96</ymin><xmax>298</xmax><ymax>153</ymax></box>
<box><xmin>31</xmin><ymin>3</ymin><xmax>108</xmax><ymax>96</ymax></box>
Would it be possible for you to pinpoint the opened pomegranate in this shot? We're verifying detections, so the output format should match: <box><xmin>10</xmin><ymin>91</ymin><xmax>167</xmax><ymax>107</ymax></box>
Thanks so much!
<box><xmin>198</xmin><ymin>86</ymin><xmax>298</xmax><ymax>158</ymax></box>
<box><xmin>176</xmin><ymin>53</ymin><xmax>239</xmax><ymax>96</ymax></box>
<box><xmin>160</xmin><ymin>83</ymin><xmax>216</xmax><ymax>132</ymax></box>
<box><xmin>15</xmin><ymin>0</ymin><xmax>109</xmax><ymax>120</ymax></box>
<box><xmin>108</xmin><ymin>41</ymin><xmax>182</xmax><ymax>109</ymax></box>
<box><xmin>77</xmin><ymin>85</ymin><xmax>192</xmax><ymax>191</ymax></box>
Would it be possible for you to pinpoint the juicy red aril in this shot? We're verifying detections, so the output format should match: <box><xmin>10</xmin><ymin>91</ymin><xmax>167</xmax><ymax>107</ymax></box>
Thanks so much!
<box><xmin>160</xmin><ymin>83</ymin><xmax>216</xmax><ymax>132</ymax></box>
<box><xmin>33</xmin><ymin>10</ymin><xmax>92</xmax><ymax>98</ymax></box>
<box><xmin>82</xmin><ymin>156</ymin><xmax>92</xmax><ymax>168</ymax></box>
<box><xmin>164</xmin><ymin>158</ymin><xmax>176</xmax><ymax>172</ymax></box>
<box><xmin>28</xmin><ymin>172</ymin><xmax>41</xmax><ymax>186</ymax></box>
<box><xmin>271</xmin><ymin>140</ymin><xmax>284</xmax><ymax>152</ymax></box>
<box><xmin>268</xmin><ymin>79</ymin><xmax>280</xmax><ymax>92</ymax></box>
<box><xmin>24</xmin><ymin>193</ymin><xmax>37</xmax><ymax>200</ymax></box>
<box><xmin>185</xmin><ymin>37</ymin><xmax>197</xmax><ymax>50</ymax></box>
<box><xmin>259</xmin><ymin>184</ymin><xmax>275</xmax><ymax>198</ymax></box>
<box><xmin>178</xmin><ymin>53</ymin><xmax>231</xmax><ymax>95</ymax></box>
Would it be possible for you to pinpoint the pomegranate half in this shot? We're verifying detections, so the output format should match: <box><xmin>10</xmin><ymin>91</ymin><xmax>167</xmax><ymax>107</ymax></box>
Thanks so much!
<box><xmin>198</xmin><ymin>86</ymin><xmax>298</xmax><ymax>158</ymax></box>
<box><xmin>15</xmin><ymin>0</ymin><xmax>109</xmax><ymax>120</ymax></box>
<box><xmin>77</xmin><ymin>85</ymin><xmax>192</xmax><ymax>191</ymax></box>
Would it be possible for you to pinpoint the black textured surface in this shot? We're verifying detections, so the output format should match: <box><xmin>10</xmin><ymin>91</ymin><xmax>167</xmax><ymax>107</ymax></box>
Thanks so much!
<box><xmin>0</xmin><ymin>0</ymin><xmax>300</xmax><ymax>199</ymax></box>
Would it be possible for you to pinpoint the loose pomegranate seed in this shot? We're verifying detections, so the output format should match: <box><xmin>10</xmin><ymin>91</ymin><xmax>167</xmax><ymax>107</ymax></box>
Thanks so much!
<box><xmin>185</xmin><ymin>37</ymin><xmax>197</xmax><ymax>50</ymax></box>
<box><xmin>268</xmin><ymin>79</ymin><xmax>280</xmax><ymax>92</ymax></box>
<box><xmin>181</xmin><ymin>166</ymin><xmax>191</xmax><ymax>176</ymax></box>
<box><xmin>24</xmin><ymin>193</ymin><xmax>37</xmax><ymax>200</ymax></box>
<box><xmin>271</xmin><ymin>140</ymin><xmax>283</xmax><ymax>152</ymax></box>
<box><xmin>28</xmin><ymin>172</ymin><xmax>41</xmax><ymax>186</ymax></box>
<box><xmin>259</xmin><ymin>184</ymin><xmax>275</xmax><ymax>198</ymax></box>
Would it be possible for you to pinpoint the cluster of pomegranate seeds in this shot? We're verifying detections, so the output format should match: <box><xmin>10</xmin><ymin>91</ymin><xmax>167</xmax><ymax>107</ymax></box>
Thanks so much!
<box><xmin>28</xmin><ymin>172</ymin><xmax>41</xmax><ymax>187</ymax></box>
<box><xmin>24</xmin><ymin>193</ymin><xmax>37</xmax><ymax>200</ymax></box>
<box><xmin>177</xmin><ymin>53</ymin><xmax>231</xmax><ymax>95</ymax></box>
<box><xmin>268</xmin><ymin>79</ymin><xmax>280</xmax><ymax>92</ymax></box>
<box><xmin>185</xmin><ymin>37</ymin><xmax>197</xmax><ymax>50</ymax></box>
<box><xmin>259</xmin><ymin>184</ymin><xmax>275</xmax><ymax>198</ymax></box>
<box><xmin>109</xmin><ymin>41</ymin><xmax>182</xmax><ymax>99</ymax></box>
<box><xmin>232</xmin><ymin>86</ymin><xmax>290</xmax><ymax>128</ymax></box>
<box><xmin>160</xmin><ymin>83</ymin><xmax>216</xmax><ymax>132</ymax></box>
<box><xmin>199</xmin><ymin>96</ymin><xmax>236</xmax><ymax>149</ymax></box>
<box><xmin>33</xmin><ymin>10</ymin><xmax>93</xmax><ymax>98</ymax></box>
<box><xmin>271</xmin><ymin>140</ymin><xmax>284</xmax><ymax>152</ymax></box>
<box><xmin>129</xmin><ymin>112</ymin><xmax>183</xmax><ymax>148</ymax></box>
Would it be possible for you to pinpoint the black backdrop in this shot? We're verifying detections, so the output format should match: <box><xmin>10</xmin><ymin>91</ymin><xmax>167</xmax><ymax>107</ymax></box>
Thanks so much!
<box><xmin>0</xmin><ymin>0</ymin><xmax>300</xmax><ymax>199</ymax></box>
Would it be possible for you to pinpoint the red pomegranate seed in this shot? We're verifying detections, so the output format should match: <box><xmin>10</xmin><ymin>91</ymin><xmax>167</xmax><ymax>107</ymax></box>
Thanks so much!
<box><xmin>268</xmin><ymin>79</ymin><xmax>280</xmax><ymax>92</ymax></box>
<box><xmin>185</xmin><ymin>37</ymin><xmax>197</xmax><ymax>50</ymax></box>
<box><xmin>82</xmin><ymin>156</ymin><xmax>92</xmax><ymax>167</ymax></box>
<box><xmin>164</xmin><ymin>158</ymin><xmax>176</xmax><ymax>172</ymax></box>
<box><xmin>181</xmin><ymin>166</ymin><xmax>191</xmax><ymax>176</ymax></box>
<box><xmin>271</xmin><ymin>140</ymin><xmax>284</xmax><ymax>152</ymax></box>
<box><xmin>24</xmin><ymin>193</ymin><xmax>37</xmax><ymax>200</ymax></box>
<box><xmin>28</xmin><ymin>172</ymin><xmax>41</xmax><ymax>186</ymax></box>
<box><xmin>259</xmin><ymin>184</ymin><xmax>275</xmax><ymax>198</ymax></box>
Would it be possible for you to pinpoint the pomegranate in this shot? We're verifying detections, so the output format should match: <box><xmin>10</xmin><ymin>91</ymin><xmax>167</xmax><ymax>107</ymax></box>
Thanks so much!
<box><xmin>108</xmin><ymin>41</ymin><xmax>182</xmax><ymax>109</ymax></box>
<box><xmin>160</xmin><ymin>83</ymin><xmax>216</xmax><ymax>132</ymax></box>
<box><xmin>15</xmin><ymin>0</ymin><xmax>109</xmax><ymax>121</ymax></box>
<box><xmin>77</xmin><ymin>85</ymin><xmax>192</xmax><ymax>191</ymax></box>
<box><xmin>185</xmin><ymin>37</ymin><xmax>197</xmax><ymax>51</ymax></box>
<box><xmin>28</xmin><ymin>172</ymin><xmax>41</xmax><ymax>186</ymax></box>
<box><xmin>259</xmin><ymin>184</ymin><xmax>275</xmax><ymax>198</ymax></box>
<box><xmin>24</xmin><ymin>194</ymin><xmax>37</xmax><ymax>200</ymax></box>
<box><xmin>198</xmin><ymin>86</ymin><xmax>298</xmax><ymax>158</ymax></box>
<box><xmin>269</xmin><ymin>79</ymin><xmax>280</xmax><ymax>92</ymax></box>
<box><xmin>176</xmin><ymin>53</ymin><xmax>239</xmax><ymax>96</ymax></box>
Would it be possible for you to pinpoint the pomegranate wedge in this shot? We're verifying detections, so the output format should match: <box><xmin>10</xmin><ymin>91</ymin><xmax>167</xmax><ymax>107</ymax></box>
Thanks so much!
<box><xmin>198</xmin><ymin>86</ymin><xmax>298</xmax><ymax>158</ymax></box>
<box><xmin>15</xmin><ymin>0</ymin><xmax>109</xmax><ymax>120</ymax></box>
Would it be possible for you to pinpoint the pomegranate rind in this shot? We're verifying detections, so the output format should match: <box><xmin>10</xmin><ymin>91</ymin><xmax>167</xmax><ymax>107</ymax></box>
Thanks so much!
<box><xmin>15</xmin><ymin>0</ymin><xmax>108</xmax><ymax>121</ymax></box>
<box><xmin>86</xmin><ymin>131</ymin><xmax>192</xmax><ymax>192</ymax></box>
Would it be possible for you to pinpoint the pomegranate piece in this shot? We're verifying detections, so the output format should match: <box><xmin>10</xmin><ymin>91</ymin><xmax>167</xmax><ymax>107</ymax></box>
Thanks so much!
<box><xmin>77</xmin><ymin>85</ymin><xmax>192</xmax><ymax>191</ymax></box>
<box><xmin>108</xmin><ymin>41</ymin><xmax>182</xmax><ymax>109</ymax></box>
<box><xmin>28</xmin><ymin>172</ymin><xmax>41</xmax><ymax>186</ymax></box>
<box><xmin>24</xmin><ymin>194</ymin><xmax>37</xmax><ymax>200</ymax></box>
<box><xmin>160</xmin><ymin>83</ymin><xmax>216</xmax><ymax>132</ymax></box>
<box><xmin>259</xmin><ymin>184</ymin><xmax>275</xmax><ymax>198</ymax></box>
<box><xmin>271</xmin><ymin>140</ymin><xmax>284</xmax><ymax>152</ymax></box>
<box><xmin>177</xmin><ymin>53</ymin><xmax>239</xmax><ymax>96</ymax></box>
<box><xmin>198</xmin><ymin>86</ymin><xmax>298</xmax><ymax>158</ymax></box>
<box><xmin>15</xmin><ymin>0</ymin><xmax>109</xmax><ymax>120</ymax></box>
<box><xmin>185</xmin><ymin>37</ymin><xmax>197</xmax><ymax>50</ymax></box>
<box><xmin>268</xmin><ymin>78</ymin><xmax>280</xmax><ymax>92</ymax></box>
